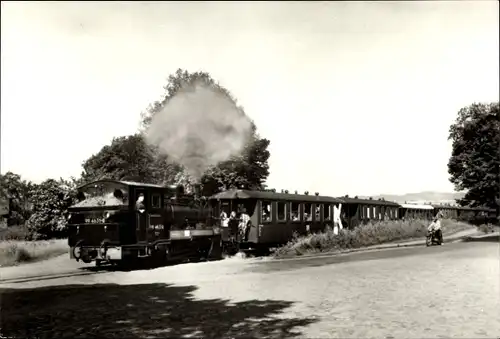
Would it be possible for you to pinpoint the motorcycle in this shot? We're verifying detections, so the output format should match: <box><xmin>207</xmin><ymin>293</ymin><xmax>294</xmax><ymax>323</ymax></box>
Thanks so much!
<box><xmin>426</xmin><ymin>228</ymin><xmax>443</xmax><ymax>246</ymax></box>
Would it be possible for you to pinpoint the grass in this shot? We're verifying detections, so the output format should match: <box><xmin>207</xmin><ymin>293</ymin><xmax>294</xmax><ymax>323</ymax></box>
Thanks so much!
<box><xmin>273</xmin><ymin>219</ymin><xmax>478</xmax><ymax>258</ymax></box>
<box><xmin>0</xmin><ymin>225</ymin><xmax>69</xmax><ymax>267</ymax></box>
<box><xmin>0</xmin><ymin>238</ymin><xmax>69</xmax><ymax>267</ymax></box>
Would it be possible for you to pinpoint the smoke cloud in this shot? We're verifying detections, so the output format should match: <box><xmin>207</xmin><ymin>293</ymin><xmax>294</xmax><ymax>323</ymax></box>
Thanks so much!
<box><xmin>145</xmin><ymin>81</ymin><xmax>254</xmax><ymax>182</ymax></box>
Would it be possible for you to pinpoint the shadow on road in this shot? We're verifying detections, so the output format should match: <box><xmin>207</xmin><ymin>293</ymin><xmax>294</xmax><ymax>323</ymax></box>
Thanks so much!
<box><xmin>0</xmin><ymin>283</ymin><xmax>317</xmax><ymax>338</ymax></box>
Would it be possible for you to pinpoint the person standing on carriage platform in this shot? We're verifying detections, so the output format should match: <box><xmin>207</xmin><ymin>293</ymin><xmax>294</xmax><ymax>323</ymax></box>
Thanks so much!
<box><xmin>239</xmin><ymin>207</ymin><xmax>251</xmax><ymax>242</ymax></box>
<box><xmin>220</xmin><ymin>209</ymin><xmax>229</xmax><ymax>228</ymax></box>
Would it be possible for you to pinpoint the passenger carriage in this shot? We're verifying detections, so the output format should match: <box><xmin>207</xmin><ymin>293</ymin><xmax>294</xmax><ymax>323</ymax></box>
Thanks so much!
<box><xmin>67</xmin><ymin>179</ymin><xmax>221</xmax><ymax>266</ymax></box>
<box><xmin>431</xmin><ymin>204</ymin><xmax>459</xmax><ymax>219</ymax></box>
<box><xmin>208</xmin><ymin>189</ymin><xmax>343</xmax><ymax>253</ymax></box>
<box><xmin>398</xmin><ymin>203</ymin><xmax>434</xmax><ymax>220</ymax></box>
<box><xmin>432</xmin><ymin>204</ymin><xmax>497</xmax><ymax>224</ymax></box>
<box><xmin>338</xmin><ymin>196</ymin><xmax>400</xmax><ymax>229</ymax></box>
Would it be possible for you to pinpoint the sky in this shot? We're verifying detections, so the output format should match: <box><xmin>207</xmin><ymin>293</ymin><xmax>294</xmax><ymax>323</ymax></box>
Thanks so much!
<box><xmin>1</xmin><ymin>1</ymin><xmax>499</xmax><ymax>197</ymax></box>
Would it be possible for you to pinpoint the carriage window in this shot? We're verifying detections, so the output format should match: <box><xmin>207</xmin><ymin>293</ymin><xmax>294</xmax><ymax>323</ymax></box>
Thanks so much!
<box><xmin>323</xmin><ymin>204</ymin><xmax>331</xmax><ymax>220</ymax></box>
<box><xmin>304</xmin><ymin>203</ymin><xmax>313</xmax><ymax>221</ymax></box>
<box><xmin>151</xmin><ymin>194</ymin><xmax>161</xmax><ymax>208</ymax></box>
<box><xmin>261</xmin><ymin>201</ymin><xmax>272</xmax><ymax>222</ymax></box>
<box><xmin>277</xmin><ymin>201</ymin><xmax>287</xmax><ymax>221</ymax></box>
<box><xmin>366</xmin><ymin>206</ymin><xmax>370</xmax><ymax>218</ymax></box>
<box><xmin>290</xmin><ymin>202</ymin><xmax>300</xmax><ymax>221</ymax></box>
<box><xmin>372</xmin><ymin>207</ymin><xmax>376</xmax><ymax>218</ymax></box>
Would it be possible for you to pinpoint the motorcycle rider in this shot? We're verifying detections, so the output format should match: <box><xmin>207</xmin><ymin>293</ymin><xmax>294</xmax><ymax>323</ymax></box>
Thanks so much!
<box><xmin>428</xmin><ymin>213</ymin><xmax>443</xmax><ymax>244</ymax></box>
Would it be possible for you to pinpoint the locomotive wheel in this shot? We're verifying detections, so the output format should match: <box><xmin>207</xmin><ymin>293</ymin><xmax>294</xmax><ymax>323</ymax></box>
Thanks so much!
<box><xmin>255</xmin><ymin>246</ymin><xmax>271</xmax><ymax>257</ymax></box>
<box><xmin>73</xmin><ymin>240</ymin><xmax>84</xmax><ymax>261</ymax></box>
<box><xmin>151</xmin><ymin>245</ymin><xmax>169</xmax><ymax>267</ymax></box>
<box><xmin>223</xmin><ymin>243</ymin><xmax>239</xmax><ymax>257</ymax></box>
<box><xmin>117</xmin><ymin>258</ymin><xmax>136</xmax><ymax>271</ymax></box>
<box><xmin>216</xmin><ymin>237</ymin><xmax>224</xmax><ymax>260</ymax></box>
<box><xmin>206</xmin><ymin>236</ymin><xmax>223</xmax><ymax>261</ymax></box>
<box><xmin>192</xmin><ymin>241</ymin><xmax>211</xmax><ymax>262</ymax></box>
<box><xmin>201</xmin><ymin>239</ymin><xmax>214</xmax><ymax>261</ymax></box>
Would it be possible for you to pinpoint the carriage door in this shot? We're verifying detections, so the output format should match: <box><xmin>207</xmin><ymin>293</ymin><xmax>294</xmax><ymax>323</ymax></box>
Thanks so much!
<box><xmin>134</xmin><ymin>188</ymin><xmax>149</xmax><ymax>243</ymax></box>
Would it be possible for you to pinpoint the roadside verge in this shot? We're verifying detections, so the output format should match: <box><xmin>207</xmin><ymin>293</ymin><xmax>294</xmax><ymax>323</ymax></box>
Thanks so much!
<box><xmin>271</xmin><ymin>228</ymin><xmax>483</xmax><ymax>261</ymax></box>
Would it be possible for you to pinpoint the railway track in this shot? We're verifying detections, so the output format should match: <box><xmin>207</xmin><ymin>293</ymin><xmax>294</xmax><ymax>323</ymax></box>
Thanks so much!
<box><xmin>0</xmin><ymin>270</ymin><xmax>105</xmax><ymax>285</ymax></box>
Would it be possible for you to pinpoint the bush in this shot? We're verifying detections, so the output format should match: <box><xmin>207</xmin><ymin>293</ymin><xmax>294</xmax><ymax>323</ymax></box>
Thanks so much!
<box><xmin>0</xmin><ymin>238</ymin><xmax>69</xmax><ymax>267</ymax></box>
<box><xmin>478</xmin><ymin>224</ymin><xmax>499</xmax><ymax>234</ymax></box>
<box><xmin>26</xmin><ymin>179</ymin><xmax>77</xmax><ymax>239</ymax></box>
<box><xmin>274</xmin><ymin>219</ymin><xmax>476</xmax><ymax>258</ymax></box>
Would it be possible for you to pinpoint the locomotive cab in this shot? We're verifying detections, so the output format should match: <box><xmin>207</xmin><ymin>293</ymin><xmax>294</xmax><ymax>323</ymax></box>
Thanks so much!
<box><xmin>67</xmin><ymin>180</ymin><xmax>133</xmax><ymax>262</ymax></box>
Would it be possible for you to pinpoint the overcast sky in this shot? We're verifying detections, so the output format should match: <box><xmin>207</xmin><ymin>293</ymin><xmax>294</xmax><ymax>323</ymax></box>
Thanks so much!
<box><xmin>1</xmin><ymin>1</ymin><xmax>498</xmax><ymax>196</ymax></box>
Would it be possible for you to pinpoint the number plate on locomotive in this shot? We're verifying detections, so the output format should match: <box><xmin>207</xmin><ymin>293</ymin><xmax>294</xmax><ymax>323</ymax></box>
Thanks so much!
<box><xmin>149</xmin><ymin>224</ymin><xmax>164</xmax><ymax>230</ymax></box>
<box><xmin>85</xmin><ymin>218</ymin><xmax>106</xmax><ymax>224</ymax></box>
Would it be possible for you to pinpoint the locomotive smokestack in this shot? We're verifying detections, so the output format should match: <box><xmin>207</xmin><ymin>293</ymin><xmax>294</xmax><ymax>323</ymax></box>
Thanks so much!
<box><xmin>176</xmin><ymin>185</ymin><xmax>185</xmax><ymax>198</ymax></box>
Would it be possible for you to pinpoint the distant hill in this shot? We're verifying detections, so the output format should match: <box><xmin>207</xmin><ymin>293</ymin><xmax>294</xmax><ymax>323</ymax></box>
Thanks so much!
<box><xmin>359</xmin><ymin>191</ymin><xmax>465</xmax><ymax>204</ymax></box>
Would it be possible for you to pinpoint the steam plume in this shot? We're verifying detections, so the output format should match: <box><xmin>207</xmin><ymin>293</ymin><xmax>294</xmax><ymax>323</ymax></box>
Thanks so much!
<box><xmin>145</xmin><ymin>81</ymin><xmax>253</xmax><ymax>182</ymax></box>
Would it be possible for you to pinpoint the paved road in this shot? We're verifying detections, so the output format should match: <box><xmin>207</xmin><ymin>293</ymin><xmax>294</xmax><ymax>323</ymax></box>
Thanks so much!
<box><xmin>0</xmin><ymin>228</ymin><xmax>482</xmax><ymax>283</ymax></box>
<box><xmin>1</xmin><ymin>242</ymin><xmax>499</xmax><ymax>338</ymax></box>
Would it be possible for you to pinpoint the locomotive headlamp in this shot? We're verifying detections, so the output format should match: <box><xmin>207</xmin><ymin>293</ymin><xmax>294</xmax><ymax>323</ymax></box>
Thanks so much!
<box><xmin>105</xmin><ymin>211</ymin><xmax>118</xmax><ymax>220</ymax></box>
<box><xmin>67</xmin><ymin>213</ymin><xmax>72</xmax><ymax>221</ymax></box>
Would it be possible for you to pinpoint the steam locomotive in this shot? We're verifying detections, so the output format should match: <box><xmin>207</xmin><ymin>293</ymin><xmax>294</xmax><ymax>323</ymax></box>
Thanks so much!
<box><xmin>66</xmin><ymin>179</ymin><xmax>497</xmax><ymax>266</ymax></box>
<box><xmin>67</xmin><ymin>180</ymin><xmax>221</xmax><ymax>266</ymax></box>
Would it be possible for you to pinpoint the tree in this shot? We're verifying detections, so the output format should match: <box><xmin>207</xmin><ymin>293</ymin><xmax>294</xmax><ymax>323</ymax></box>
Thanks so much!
<box><xmin>80</xmin><ymin>134</ymin><xmax>181</xmax><ymax>185</ymax></box>
<box><xmin>448</xmin><ymin>102</ymin><xmax>500</xmax><ymax>212</ymax></box>
<box><xmin>26</xmin><ymin>178</ymin><xmax>78</xmax><ymax>239</ymax></box>
<box><xmin>0</xmin><ymin>172</ymin><xmax>34</xmax><ymax>226</ymax></box>
<box><xmin>140</xmin><ymin>68</ymin><xmax>271</xmax><ymax>195</ymax></box>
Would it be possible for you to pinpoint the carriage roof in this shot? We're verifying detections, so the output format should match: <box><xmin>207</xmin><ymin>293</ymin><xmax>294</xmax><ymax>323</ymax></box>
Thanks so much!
<box><xmin>400</xmin><ymin>203</ymin><xmax>434</xmax><ymax>210</ymax></box>
<box><xmin>431</xmin><ymin>204</ymin><xmax>457</xmax><ymax>209</ymax></box>
<box><xmin>432</xmin><ymin>205</ymin><xmax>496</xmax><ymax>213</ymax></box>
<box><xmin>209</xmin><ymin>189</ymin><xmax>343</xmax><ymax>203</ymax></box>
<box><xmin>456</xmin><ymin>206</ymin><xmax>495</xmax><ymax>212</ymax></box>
<box><xmin>339</xmin><ymin>197</ymin><xmax>400</xmax><ymax>207</ymax></box>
